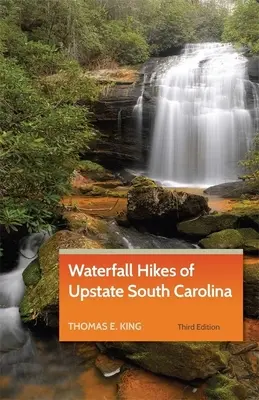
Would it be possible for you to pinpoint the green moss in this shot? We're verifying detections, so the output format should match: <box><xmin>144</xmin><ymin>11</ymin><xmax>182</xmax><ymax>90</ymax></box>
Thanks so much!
<box><xmin>131</xmin><ymin>176</ymin><xmax>157</xmax><ymax>189</ymax></box>
<box><xmin>177</xmin><ymin>214</ymin><xmax>239</xmax><ymax>238</ymax></box>
<box><xmin>199</xmin><ymin>229</ymin><xmax>244</xmax><ymax>249</ymax></box>
<box><xmin>103</xmin><ymin>342</ymin><xmax>229</xmax><ymax>381</ymax></box>
<box><xmin>80</xmin><ymin>184</ymin><xmax>127</xmax><ymax>198</ymax></box>
<box><xmin>79</xmin><ymin>160</ymin><xmax>106</xmax><ymax>173</ymax></box>
<box><xmin>206</xmin><ymin>374</ymin><xmax>247</xmax><ymax>400</ymax></box>
<box><xmin>243</xmin><ymin>263</ymin><xmax>259</xmax><ymax>282</ymax></box>
<box><xmin>237</xmin><ymin>228</ymin><xmax>259</xmax><ymax>240</ymax></box>
<box><xmin>64</xmin><ymin>211</ymin><xmax>109</xmax><ymax>236</ymax></box>
<box><xmin>243</xmin><ymin>239</ymin><xmax>259</xmax><ymax>255</ymax></box>
<box><xmin>22</xmin><ymin>258</ymin><xmax>41</xmax><ymax>287</ymax></box>
<box><xmin>231</xmin><ymin>200</ymin><xmax>259</xmax><ymax>216</ymax></box>
<box><xmin>20</xmin><ymin>230</ymin><xmax>102</xmax><ymax>325</ymax></box>
<box><xmin>78</xmin><ymin>160</ymin><xmax>113</xmax><ymax>181</ymax></box>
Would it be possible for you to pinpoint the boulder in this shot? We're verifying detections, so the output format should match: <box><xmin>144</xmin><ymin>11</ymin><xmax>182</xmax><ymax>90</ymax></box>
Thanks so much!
<box><xmin>20</xmin><ymin>230</ymin><xmax>103</xmax><ymax>327</ymax></box>
<box><xmin>205</xmin><ymin>374</ymin><xmax>247</xmax><ymax>400</ymax></box>
<box><xmin>204</xmin><ymin>181</ymin><xmax>258</xmax><ymax>198</ymax></box>
<box><xmin>64</xmin><ymin>212</ymin><xmax>110</xmax><ymax>237</ymax></box>
<box><xmin>22</xmin><ymin>258</ymin><xmax>41</xmax><ymax>287</ymax></box>
<box><xmin>127</xmin><ymin>176</ymin><xmax>210</xmax><ymax>236</ymax></box>
<box><xmin>237</xmin><ymin>228</ymin><xmax>259</xmax><ymax>241</ymax></box>
<box><xmin>78</xmin><ymin>160</ymin><xmax>114</xmax><ymax>182</ymax></box>
<box><xmin>177</xmin><ymin>213</ymin><xmax>239</xmax><ymax>238</ymax></box>
<box><xmin>237</xmin><ymin>228</ymin><xmax>259</xmax><ymax>255</ymax></box>
<box><xmin>243</xmin><ymin>239</ymin><xmax>259</xmax><ymax>255</ymax></box>
<box><xmin>244</xmin><ymin>263</ymin><xmax>259</xmax><ymax>318</ymax></box>
<box><xmin>115</xmin><ymin>211</ymin><xmax>131</xmax><ymax>228</ymax></box>
<box><xmin>79</xmin><ymin>183</ymin><xmax>127</xmax><ymax>198</ymax></box>
<box><xmin>103</xmin><ymin>342</ymin><xmax>229</xmax><ymax>381</ymax></box>
<box><xmin>199</xmin><ymin>229</ymin><xmax>244</xmax><ymax>249</ymax></box>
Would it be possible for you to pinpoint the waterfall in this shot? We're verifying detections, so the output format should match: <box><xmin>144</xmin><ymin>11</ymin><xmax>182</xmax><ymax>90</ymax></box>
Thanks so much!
<box><xmin>148</xmin><ymin>43</ymin><xmax>259</xmax><ymax>187</ymax></box>
<box><xmin>133</xmin><ymin>71</ymin><xmax>148</xmax><ymax>155</ymax></box>
<box><xmin>0</xmin><ymin>232</ymin><xmax>50</xmax><ymax>365</ymax></box>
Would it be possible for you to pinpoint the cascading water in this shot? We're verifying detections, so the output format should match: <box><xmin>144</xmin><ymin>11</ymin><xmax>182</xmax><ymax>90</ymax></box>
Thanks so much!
<box><xmin>133</xmin><ymin>71</ymin><xmax>148</xmax><ymax>155</ymax></box>
<box><xmin>0</xmin><ymin>232</ymin><xmax>50</xmax><ymax>374</ymax></box>
<box><xmin>148</xmin><ymin>43</ymin><xmax>259</xmax><ymax>187</ymax></box>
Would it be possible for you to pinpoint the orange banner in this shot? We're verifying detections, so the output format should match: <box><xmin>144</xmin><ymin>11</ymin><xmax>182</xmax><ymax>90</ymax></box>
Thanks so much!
<box><xmin>59</xmin><ymin>249</ymin><xmax>243</xmax><ymax>341</ymax></box>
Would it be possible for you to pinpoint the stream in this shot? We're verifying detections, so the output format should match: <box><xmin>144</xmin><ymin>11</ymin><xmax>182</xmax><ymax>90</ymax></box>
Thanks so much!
<box><xmin>0</xmin><ymin>219</ymin><xmax>197</xmax><ymax>400</ymax></box>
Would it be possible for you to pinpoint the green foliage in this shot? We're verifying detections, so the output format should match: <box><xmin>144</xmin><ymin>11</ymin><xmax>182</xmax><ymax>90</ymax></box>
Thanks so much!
<box><xmin>240</xmin><ymin>134</ymin><xmax>259</xmax><ymax>188</ymax></box>
<box><xmin>0</xmin><ymin>13</ymin><xmax>99</xmax><ymax>233</ymax></box>
<box><xmin>0</xmin><ymin>0</ymin><xmax>235</xmax><ymax>236</ymax></box>
<box><xmin>2</xmin><ymin>0</ymin><xmax>230</xmax><ymax>67</ymax></box>
<box><xmin>103</xmin><ymin>20</ymin><xmax>149</xmax><ymax>64</ymax></box>
<box><xmin>223</xmin><ymin>0</ymin><xmax>259</xmax><ymax>54</ymax></box>
<box><xmin>192</xmin><ymin>1</ymin><xmax>228</xmax><ymax>43</ymax></box>
<box><xmin>146</xmin><ymin>0</ymin><xmax>196</xmax><ymax>55</ymax></box>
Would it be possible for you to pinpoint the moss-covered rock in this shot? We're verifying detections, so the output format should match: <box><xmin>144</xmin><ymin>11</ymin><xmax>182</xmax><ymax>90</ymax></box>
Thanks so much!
<box><xmin>205</xmin><ymin>374</ymin><xmax>247</xmax><ymax>400</ymax></box>
<box><xmin>79</xmin><ymin>183</ymin><xmax>127</xmax><ymax>198</ymax></box>
<box><xmin>78</xmin><ymin>160</ymin><xmax>114</xmax><ymax>181</ymax></box>
<box><xmin>20</xmin><ymin>230</ymin><xmax>103</xmax><ymax>327</ymax></box>
<box><xmin>230</xmin><ymin>200</ymin><xmax>259</xmax><ymax>232</ymax></box>
<box><xmin>22</xmin><ymin>258</ymin><xmax>41</xmax><ymax>287</ymax></box>
<box><xmin>199</xmin><ymin>229</ymin><xmax>244</xmax><ymax>249</ymax></box>
<box><xmin>244</xmin><ymin>263</ymin><xmax>259</xmax><ymax>318</ymax></box>
<box><xmin>103</xmin><ymin>342</ymin><xmax>229</xmax><ymax>381</ymax></box>
<box><xmin>177</xmin><ymin>214</ymin><xmax>239</xmax><ymax>238</ymax></box>
<box><xmin>243</xmin><ymin>239</ymin><xmax>259</xmax><ymax>255</ymax></box>
<box><xmin>64</xmin><ymin>212</ymin><xmax>109</xmax><ymax>235</ymax></box>
<box><xmin>115</xmin><ymin>211</ymin><xmax>131</xmax><ymax>228</ymax></box>
<box><xmin>237</xmin><ymin>228</ymin><xmax>259</xmax><ymax>241</ymax></box>
<box><xmin>127</xmin><ymin>176</ymin><xmax>210</xmax><ymax>236</ymax></box>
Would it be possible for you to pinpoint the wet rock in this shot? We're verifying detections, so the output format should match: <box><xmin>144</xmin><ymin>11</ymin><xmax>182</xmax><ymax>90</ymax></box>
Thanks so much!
<box><xmin>230</xmin><ymin>200</ymin><xmax>259</xmax><ymax>232</ymax></box>
<box><xmin>227</xmin><ymin>345</ymin><xmax>259</xmax><ymax>399</ymax></box>
<box><xmin>115</xmin><ymin>212</ymin><xmax>131</xmax><ymax>228</ymax></box>
<box><xmin>117</xmin><ymin>368</ymin><xmax>206</xmax><ymax>400</ymax></box>
<box><xmin>248</xmin><ymin>56</ymin><xmax>259</xmax><ymax>83</ymax></box>
<box><xmin>205</xmin><ymin>374</ymin><xmax>247</xmax><ymax>400</ymax></box>
<box><xmin>204</xmin><ymin>181</ymin><xmax>258</xmax><ymax>198</ymax></box>
<box><xmin>103</xmin><ymin>342</ymin><xmax>229</xmax><ymax>381</ymax></box>
<box><xmin>78</xmin><ymin>160</ymin><xmax>114</xmax><ymax>182</ymax></box>
<box><xmin>127</xmin><ymin>176</ymin><xmax>210</xmax><ymax>236</ymax></box>
<box><xmin>86</xmin><ymin>82</ymin><xmax>155</xmax><ymax>169</ymax></box>
<box><xmin>243</xmin><ymin>263</ymin><xmax>259</xmax><ymax>319</ymax></box>
<box><xmin>237</xmin><ymin>228</ymin><xmax>259</xmax><ymax>241</ymax></box>
<box><xmin>79</xmin><ymin>183</ymin><xmax>127</xmax><ymax>198</ymax></box>
<box><xmin>71</xmin><ymin>171</ymin><xmax>89</xmax><ymax>191</ymax></box>
<box><xmin>20</xmin><ymin>230</ymin><xmax>103</xmax><ymax>327</ymax></box>
<box><xmin>243</xmin><ymin>239</ymin><xmax>259</xmax><ymax>255</ymax></box>
<box><xmin>95</xmin><ymin>354</ymin><xmax>124</xmax><ymax>377</ymax></box>
<box><xmin>228</xmin><ymin>342</ymin><xmax>258</xmax><ymax>356</ymax></box>
<box><xmin>199</xmin><ymin>229</ymin><xmax>244</xmax><ymax>249</ymax></box>
<box><xmin>177</xmin><ymin>213</ymin><xmax>239</xmax><ymax>238</ymax></box>
<box><xmin>63</xmin><ymin>212</ymin><xmax>110</xmax><ymax>238</ymax></box>
<box><xmin>22</xmin><ymin>258</ymin><xmax>41</xmax><ymax>287</ymax></box>
<box><xmin>236</xmin><ymin>228</ymin><xmax>259</xmax><ymax>255</ymax></box>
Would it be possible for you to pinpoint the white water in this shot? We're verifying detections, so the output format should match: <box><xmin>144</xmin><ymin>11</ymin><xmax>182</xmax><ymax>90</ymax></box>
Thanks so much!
<box><xmin>148</xmin><ymin>43</ymin><xmax>259</xmax><ymax>187</ymax></box>
<box><xmin>0</xmin><ymin>232</ymin><xmax>49</xmax><ymax>357</ymax></box>
<box><xmin>133</xmin><ymin>71</ymin><xmax>148</xmax><ymax>155</ymax></box>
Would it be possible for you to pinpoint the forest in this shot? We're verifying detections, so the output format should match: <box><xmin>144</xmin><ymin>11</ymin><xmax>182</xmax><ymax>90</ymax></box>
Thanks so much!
<box><xmin>0</xmin><ymin>0</ymin><xmax>259</xmax><ymax>233</ymax></box>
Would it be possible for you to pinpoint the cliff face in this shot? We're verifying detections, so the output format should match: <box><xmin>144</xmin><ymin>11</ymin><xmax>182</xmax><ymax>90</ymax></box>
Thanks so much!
<box><xmin>85</xmin><ymin>56</ymin><xmax>259</xmax><ymax>172</ymax></box>
<box><xmin>85</xmin><ymin>59</ymin><xmax>166</xmax><ymax>170</ymax></box>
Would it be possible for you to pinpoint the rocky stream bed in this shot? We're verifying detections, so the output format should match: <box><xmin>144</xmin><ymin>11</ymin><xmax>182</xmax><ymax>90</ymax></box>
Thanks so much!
<box><xmin>0</xmin><ymin>164</ymin><xmax>259</xmax><ymax>400</ymax></box>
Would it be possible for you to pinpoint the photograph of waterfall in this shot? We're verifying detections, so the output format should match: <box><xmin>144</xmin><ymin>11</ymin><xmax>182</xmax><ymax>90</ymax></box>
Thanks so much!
<box><xmin>1</xmin><ymin>0</ymin><xmax>259</xmax><ymax>399</ymax></box>
<box><xmin>149</xmin><ymin>43</ymin><xmax>258</xmax><ymax>187</ymax></box>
